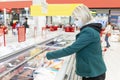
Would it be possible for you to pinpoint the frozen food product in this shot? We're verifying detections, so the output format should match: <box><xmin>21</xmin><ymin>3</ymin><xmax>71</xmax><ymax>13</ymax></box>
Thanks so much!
<box><xmin>54</xmin><ymin>41</ymin><xmax>67</xmax><ymax>47</ymax></box>
<box><xmin>30</xmin><ymin>48</ymin><xmax>41</xmax><ymax>56</ymax></box>
<box><xmin>18</xmin><ymin>66</ymin><xmax>24</xmax><ymax>73</ymax></box>
<box><xmin>1</xmin><ymin>72</ymin><xmax>14</xmax><ymax>80</ymax></box>
<box><xmin>43</xmin><ymin>59</ymin><xmax>54</xmax><ymax>68</ymax></box>
<box><xmin>13</xmin><ymin>69</ymin><xmax>19</xmax><ymax>76</ymax></box>
<box><xmin>0</xmin><ymin>65</ymin><xmax>7</xmax><ymax>73</ymax></box>
<box><xmin>18</xmin><ymin>69</ymin><xmax>33</xmax><ymax>78</ymax></box>
<box><xmin>33</xmin><ymin>68</ymin><xmax>56</xmax><ymax>80</ymax></box>
<box><xmin>32</xmin><ymin>59</ymin><xmax>64</xmax><ymax>80</ymax></box>
<box><xmin>46</xmin><ymin>41</ymin><xmax>58</xmax><ymax>46</ymax></box>
<box><xmin>48</xmin><ymin>59</ymin><xmax>64</xmax><ymax>70</ymax></box>
<box><xmin>27</xmin><ymin>59</ymin><xmax>39</xmax><ymax>68</ymax></box>
<box><xmin>9</xmin><ymin>59</ymin><xmax>20</xmax><ymax>66</ymax></box>
<box><xmin>18</xmin><ymin>55</ymin><xmax>25</xmax><ymax>61</ymax></box>
<box><xmin>24</xmin><ymin>52</ymin><xmax>30</xmax><ymax>57</ymax></box>
<box><xmin>34</xmin><ymin>54</ymin><xmax>44</xmax><ymax>60</ymax></box>
<box><xmin>7</xmin><ymin>63</ymin><xmax>15</xmax><ymax>68</ymax></box>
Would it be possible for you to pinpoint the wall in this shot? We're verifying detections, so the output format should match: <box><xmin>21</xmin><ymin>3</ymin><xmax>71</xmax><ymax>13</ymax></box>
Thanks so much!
<box><xmin>0</xmin><ymin>1</ymin><xmax>32</xmax><ymax>8</ymax></box>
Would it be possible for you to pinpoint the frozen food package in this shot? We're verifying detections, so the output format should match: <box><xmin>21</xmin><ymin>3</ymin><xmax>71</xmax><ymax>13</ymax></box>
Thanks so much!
<box><xmin>33</xmin><ymin>67</ymin><xmax>57</xmax><ymax>80</ymax></box>
<box><xmin>18</xmin><ymin>55</ymin><xmax>25</xmax><ymax>61</ymax></box>
<box><xmin>48</xmin><ymin>59</ymin><xmax>64</xmax><ymax>70</ymax></box>
<box><xmin>0</xmin><ymin>65</ymin><xmax>7</xmax><ymax>73</ymax></box>
<box><xmin>18</xmin><ymin>69</ymin><xmax>33</xmax><ymax>78</ymax></box>
<box><xmin>46</xmin><ymin>41</ymin><xmax>58</xmax><ymax>46</ymax></box>
<box><xmin>30</xmin><ymin>48</ymin><xmax>41</xmax><ymax>56</ymax></box>
<box><xmin>54</xmin><ymin>41</ymin><xmax>67</xmax><ymax>47</ymax></box>
<box><xmin>1</xmin><ymin>72</ymin><xmax>14</xmax><ymax>80</ymax></box>
<box><xmin>7</xmin><ymin>63</ymin><xmax>15</xmax><ymax>68</ymax></box>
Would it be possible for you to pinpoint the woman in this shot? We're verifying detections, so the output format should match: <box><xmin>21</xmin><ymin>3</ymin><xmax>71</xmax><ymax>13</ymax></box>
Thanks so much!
<box><xmin>46</xmin><ymin>4</ymin><xmax>106</xmax><ymax>80</ymax></box>
<box><xmin>104</xmin><ymin>22</ymin><xmax>112</xmax><ymax>48</ymax></box>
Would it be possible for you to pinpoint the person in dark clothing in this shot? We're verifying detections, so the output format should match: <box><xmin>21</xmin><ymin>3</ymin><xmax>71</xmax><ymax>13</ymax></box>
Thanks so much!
<box><xmin>23</xmin><ymin>17</ymin><xmax>29</xmax><ymax>34</ymax></box>
<box><xmin>23</xmin><ymin>17</ymin><xmax>29</xmax><ymax>28</ymax></box>
<box><xmin>12</xmin><ymin>21</ymin><xmax>17</xmax><ymax>35</ymax></box>
<box><xmin>46</xmin><ymin>4</ymin><xmax>106</xmax><ymax>80</ymax></box>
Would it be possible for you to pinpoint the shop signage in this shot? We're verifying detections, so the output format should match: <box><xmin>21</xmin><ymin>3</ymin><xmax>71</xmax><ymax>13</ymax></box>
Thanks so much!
<box><xmin>18</xmin><ymin>27</ymin><xmax>26</xmax><ymax>42</ymax></box>
<box><xmin>30</xmin><ymin>4</ymin><xmax>81</xmax><ymax>16</ymax></box>
<box><xmin>110</xmin><ymin>16</ymin><xmax>118</xmax><ymax>24</ymax></box>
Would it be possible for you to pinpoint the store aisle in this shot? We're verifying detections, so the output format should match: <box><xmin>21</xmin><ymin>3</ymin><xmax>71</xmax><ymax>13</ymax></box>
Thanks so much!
<box><xmin>104</xmin><ymin>41</ymin><xmax>120</xmax><ymax>80</ymax></box>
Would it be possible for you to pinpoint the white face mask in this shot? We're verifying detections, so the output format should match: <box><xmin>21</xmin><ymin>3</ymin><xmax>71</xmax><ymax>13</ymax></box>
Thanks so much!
<box><xmin>74</xmin><ymin>19</ymin><xmax>83</xmax><ymax>28</ymax></box>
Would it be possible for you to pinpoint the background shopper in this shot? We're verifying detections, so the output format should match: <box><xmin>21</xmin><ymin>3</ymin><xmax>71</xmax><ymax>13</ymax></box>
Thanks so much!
<box><xmin>46</xmin><ymin>4</ymin><xmax>106</xmax><ymax>80</ymax></box>
<box><xmin>16</xmin><ymin>21</ymin><xmax>20</xmax><ymax>30</ymax></box>
<box><xmin>12</xmin><ymin>21</ymin><xmax>17</xmax><ymax>35</ymax></box>
<box><xmin>23</xmin><ymin>17</ymin><xmax>29</xmax><ymax>34</ymax></box>
<box><xmin>23</xmin><ymin>17</ymin><xmax>29</xmax><ymax>28</ymax></box>
<box><xmin>104</xmin><ymin>22</ymin><xmax>112</xmax><ymax>48</ymax></box>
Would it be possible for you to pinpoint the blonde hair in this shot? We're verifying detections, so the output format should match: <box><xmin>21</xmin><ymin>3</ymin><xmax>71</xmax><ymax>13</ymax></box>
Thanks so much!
<box><xmin>72</xmin><ymin>4</ymin><xmax>93</xmax><ymax>25</ymax></box>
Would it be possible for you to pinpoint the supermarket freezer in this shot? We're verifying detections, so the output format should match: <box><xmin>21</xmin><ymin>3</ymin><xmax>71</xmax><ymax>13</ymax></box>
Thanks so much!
<box><xmin>32</xmin><ymin>34</ymin><xmax>82</xmax><ymax>80</ymax></box>
<box><xmin>0</xmin><ymin>33</ymin><xmax>81</xmax><ymax>80</ymax></box>
<box><xmin>0</xmin><ymin>34</ymin><xmax>63</xmax><ymax>80</ymax></box>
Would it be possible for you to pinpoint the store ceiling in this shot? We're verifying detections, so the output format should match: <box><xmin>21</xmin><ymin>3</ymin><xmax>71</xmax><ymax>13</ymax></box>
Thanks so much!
<box><xmin>0</xmin><ymin>0</ymin><xmax>120</xmax><ymax>8</ymax></box>
<box><xmin>46</xmin><ymin>0</ymin><xmax>120</xmax><ymax>8</ymax></box>
<box><xmin>0</xmin><ymin>1</ymin><xmax>32</xmax><ymax>8</ymax></box>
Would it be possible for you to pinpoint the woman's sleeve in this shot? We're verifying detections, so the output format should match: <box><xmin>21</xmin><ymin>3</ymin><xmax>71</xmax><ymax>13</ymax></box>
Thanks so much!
<box><xmin>46</xmin><ymin>28</ymin><xmax>94</xmax><ymax>60</ymax></box>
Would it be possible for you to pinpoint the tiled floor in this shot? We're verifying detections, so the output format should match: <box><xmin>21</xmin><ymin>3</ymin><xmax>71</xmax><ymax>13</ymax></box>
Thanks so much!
<box><xmin>104</xmin><ymin>41</ymin><xmax>120</xmax><ymax>80</ymax></box>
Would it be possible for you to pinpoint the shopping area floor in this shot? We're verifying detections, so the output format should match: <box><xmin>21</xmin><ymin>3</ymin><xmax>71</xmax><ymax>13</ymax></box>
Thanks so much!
<box><xmin>103</xmin><ymin>41</ymin><xmax>120</xmax><ymax>80</ymax></box>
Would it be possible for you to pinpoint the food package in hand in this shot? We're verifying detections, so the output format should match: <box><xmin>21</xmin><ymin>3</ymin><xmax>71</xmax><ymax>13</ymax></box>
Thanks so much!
<box><xmin>43</xmin><ymin>60</ymin><xmax>54</xmax><ymax>68</ymax></box>
<box><xmin>48</xmin><ymin>59</ymin><xmax>64</xmax><ymax>70</ymax></box>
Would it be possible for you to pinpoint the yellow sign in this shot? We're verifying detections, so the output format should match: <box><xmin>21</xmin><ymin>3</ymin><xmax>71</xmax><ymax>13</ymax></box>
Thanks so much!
<box><xmin>30</xmin><ymin>4</ymin><xmax>81</xmax><ymax>16</ymax></box>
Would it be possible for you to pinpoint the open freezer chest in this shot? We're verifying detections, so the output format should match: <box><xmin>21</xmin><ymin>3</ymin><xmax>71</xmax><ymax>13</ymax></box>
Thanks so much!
<box><xmin>0</xmin><ymin>33</ymin><xmax>80</xmax><ymax>80</ymax></box>
<box><xmin>8</xmin><ymin>47</ymin><xmax>75</xmax><ymax>80</ymax></box>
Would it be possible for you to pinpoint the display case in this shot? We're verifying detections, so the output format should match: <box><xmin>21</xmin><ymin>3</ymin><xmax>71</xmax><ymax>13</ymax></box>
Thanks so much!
<box><xmin>0</xmin><ymin>34</ymin><xmax>62</xmax><ymax>78</ymax></box>
<box><xmin>0</xmin><ymin>32</ymin><xmax>80</xmax><ymax>80</ymax></box>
